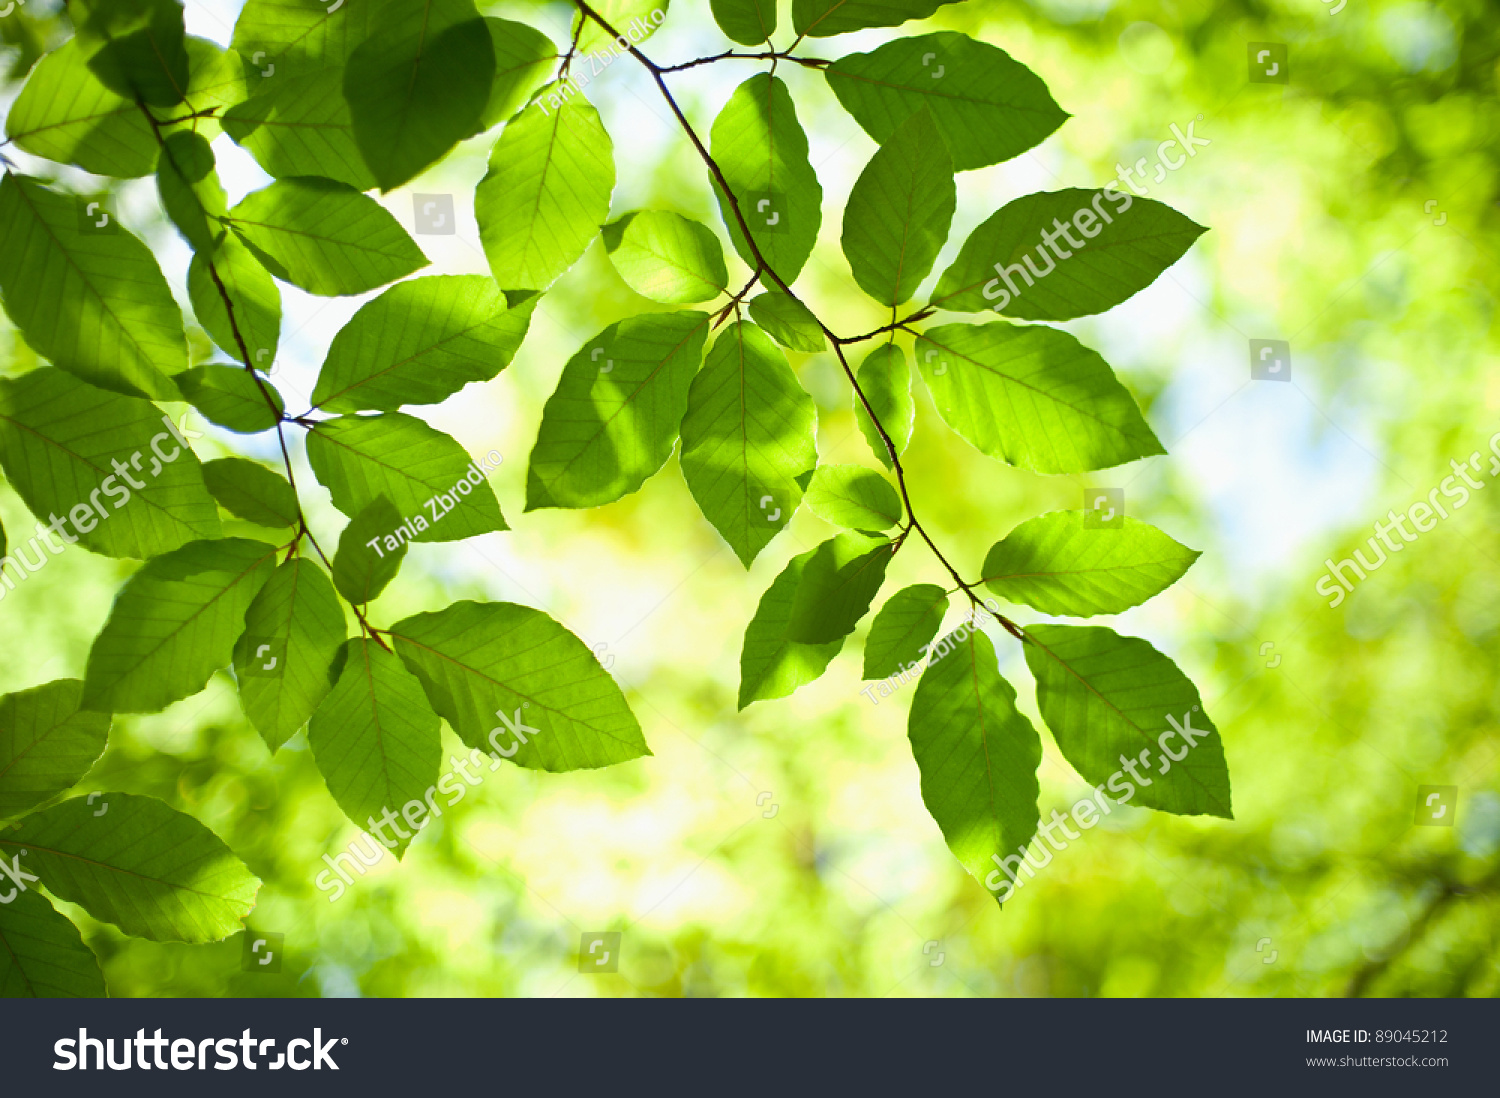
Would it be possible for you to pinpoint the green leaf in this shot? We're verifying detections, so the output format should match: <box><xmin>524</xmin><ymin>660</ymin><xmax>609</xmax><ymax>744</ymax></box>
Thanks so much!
<box><xmin>390</xmin><ymin>601</ymin><xmax>651</xmax><ymax>771</ymax></box>
<box><xmin>332</xmin><ymin>497</ymin><xmax>406</xmax><ymax>605</ymax></box>
<box><xmin>786</xmin><ymin>531</ymin><xmax>893</xmax><ymax>644</ymax></box>
<box><xmin>0</xmin><ymin>368</ymin><xmax>221</xmax><ymax>560</ymax></box>
<box><xmin>82</xmin><ymin>538</ymin><xmax>280</xmax><ymax>714</ymax></box>
<box><xmin>908</xmin><ymin>627</ymin><xmax>1042</xmax><ymax>900</ymax></box>
<box><xmin>712</xmin><ymin>0</ymin><xmax>777</xmax><ymax>45</ymax></box>
<box><xmin>476</xmin><ymin>90</ymin><xmax>615</xmax><ymax>291</ymax></box>
<box><xmin>0</xmin><ymin>680</ymin><xmax>110</xmax><ymax>823</ymax></box>
<box><xmin>746</xmin><ymin>292</ymin><xmax>825</xmax><ymax>353</ymax></box>
<box><xmin>73</xmin><ymin>0</ymin><xmax>189</xmax><ymax>108</ymax></box>
<box><xmin>309</xmin><ymin>638</ymin><xmax>441</xmax><ymax>856</ymax></box>
<box><xmin>188</xmin><ymin>234</ymin><xmax>282</xmax><ymax>368</ymax></box>
<box><xmin>863</xmin><ymin>583</ymin><xmax>947</xmax><ymax>679</ymax></box>
<box><xmin>804</xmin><ymin>464</ymin><xmax>903</xmax><ymax>531</ymax></box>
<box><xmin>1023</xmin><ymin>624</ymin><xmax>1233</xmax><ymax>819</ymax></box>
<box><xmin>679</xmin><ymin>322</ymin><xmax>818</xmax><ymax>568</ymax></box>
<box><xmin>0</xmin><ymin>887</ymin><xmax>106</xmax><ymax>998</ymax></box>
<box><xmin>232</xmin><ymin>559</ymin><xmax>346</xmax><ymax>752</ymax></box>
<box><xmin>312</xmin><ymin>275</ymin><xmax>533</xmax><ymax>413</ymax></box>
<box><xmin>526</xmin><ymin>311</ymin><xmax>710</xmax><ymax>510</ymax></box>
<box><xmin>201</xmin><ymin>457</ymin><xmax>298</xmax><ymax>529</ymax></box>
<box><xmin>841</xmin><ymin>107</ymin><xmax>955</xmax><ymax>307</ymax></box>
<box><xmin>739</xmin><ymin>543</ymin><xmax>846</xmax><ymax>709</ymax></box>
<box><xmin>0</xmin><ymin>173</ymin><xmax>186</xmax><ymax>401</ymax></box>
<box><xmin>344</xmin><ymin>0</ymin><xmax>495</xmax><ymax>192</ymax></box>
<box><xmin>853</xmin><ymin>342</ymin><xmax>912</xmax><ymax>470</ymax></box>
<box><xmin>710</xmin><ymin>74</ymin><xmax>822</xmax><ymax>285</ymax></box>
<box><xmin>306</xmin><ymin>413</ymin><xmax>506</xmax><ymax>542</ymax></box>
<box><xmin>983</xmin><ymin>511</ymin><xmax>1199</xmax><ymax>616</ymax></box>
<box><xmin>825</xmin><ymin>31</ymin><xmax>1069</xmax><ymax>171</ymax></box>
<box><xmin>915</xmin><ymin>322</ymin><xmax>1164</xmax><ymax>474</ymax></box>
<box><xmin>603</xmin><ymin>211</ymin><xmax>729</xmax><ymax>304</ymax></box>
<box><xmin>476</xmin><ymin>17</ymin><xmax>557</xmax><ymax>131</ymax></box>
<box><xmin>5</xmin><ymin>37</ymin><xmax>242</xmax><ymax>178</ymax></box>
<box><xmin>5</xmin><ymin>39</ymin><xmax>159</xmax><ymax>177</ymax></box>
<box><xmin>231</xmin><ymin>0</ymin><xmax>376</xmax><ymax>81</ymax></box>
<box><xmin>156</xmin><ymin>130</ymin><xmax>228</xmax><ymax>253</ymax></box>
<box><xmin>572</xmin><ymin>0</ymin><xmax>667</xmax><ymax>53</ymax></box>
<box><xmin>931</xmin><ymin>189</ymin><xmax>1208</xmax><ymax>320</ymax></box>
<box><xmin>221</xmin><ymin>68</ymin><xmax>379</xmax><ymax>192</ymax></box>
<box><xmin>0</xmin><ymin>793</ymin><xmax>260</xmax><ymax>942</ymax></box>
<box><xmin>793</xmin><ymin>0</ymin><xmax>963</xmax><ymax>37</ymax></box>
<box><xmin>178</xmin><ymin>364</ymin><xmax>284</xmax><ymax>434</ymax></box>
<box><xmin>225</xmin><ymin>177</ymin><xmax>427</xmax><ymax>297</ymax></box>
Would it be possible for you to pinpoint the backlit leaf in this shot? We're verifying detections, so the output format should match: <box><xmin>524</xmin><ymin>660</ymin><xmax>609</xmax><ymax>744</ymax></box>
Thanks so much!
<box><xmin>982</xmin><ymin>511</ymin><xmax>1199</xmax><ymax>616</ymax></box>
<box><xmin>0</xmin><ymin>793</ymin><xmax>260</xmax><ymax>942</ymax></box>
<box><xmin>915</xmin><ymin>322</ymin><xmax>1163</xmax><ymax>474</ymax></box>
<box><xmin>603</xmin><ymin>211</ymin><xmax>729</xmax><ymax>304</ymax></box>
<box><xmin>201</xmin><ymin>457</ymin><xmax>298</xmax><ymax>529</ymax></box>
<box><xmin>82</xmin><ymin>538</ymin><xmax>280</xmax><ymax>713</ymax></box>
<box><xmin>804</xmin><ymin>464</ymin><xmax>903</xmax><ymax>531</ymax></box>
<box><xmin>1023</xmin><ymin>624</ymin><xmax>1233</xmax><ymax>819</ymax></box>
<box><xmin>232</xmin><ymin>559</ymin><xmax>347</xmax><ymax>751</ymax></box>
<box><xmin>0</xmin><ymin>680</ymin><xmax>110</xmax><ymax>822</ymax></box>
<box><xmin>390</xmin><ymin>601</ymin><xmax>651</xmax><ymax>771</ymax></box>
<box><xmin>309</xmin><ymin>637</ymin><xmax>441</xmax><ymax>856</ymax></box>
<box><xmin>863</xmin><ymin>583</ymin><xmax>947</xmax><ymax>679</ymax></box>
<box><xmin>853</xmin><ymin>342</ymin><xmax>912</xmax><ymax>470</ymax></box>
<box><xmin>679</xmin><ymin>322</ymin><xmax>818</xmax><ymax>567</ymax></box>
<box><xmin>785</xmin><ymin>531</ymin><xmax>893</xmax><ymax>644</ymax></box>
<box><xmin>527</xmin><ymin>311</ymin><xmax>710</xmax><ymax>510</ymax></box>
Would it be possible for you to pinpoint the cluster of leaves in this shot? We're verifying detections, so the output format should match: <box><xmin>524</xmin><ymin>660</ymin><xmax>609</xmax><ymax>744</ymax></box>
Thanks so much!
<box><xmin>0</xmin><ymin>0</ymin><xmax>1227</xmax><ymax>995</ymax></box>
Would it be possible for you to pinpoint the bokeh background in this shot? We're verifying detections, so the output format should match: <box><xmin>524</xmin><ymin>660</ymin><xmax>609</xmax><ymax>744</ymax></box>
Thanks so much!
<box><xmin>2</xmin><ymin>0</ymin><xmax>1498</xmax><ymax>996</ymax></box>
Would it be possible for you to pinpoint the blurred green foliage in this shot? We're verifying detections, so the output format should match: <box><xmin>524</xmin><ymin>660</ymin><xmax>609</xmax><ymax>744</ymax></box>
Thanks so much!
<box><xmin>1</xmin><ymin>0</ymin><xmax>1495</xmax><ymax>996</ymax></box>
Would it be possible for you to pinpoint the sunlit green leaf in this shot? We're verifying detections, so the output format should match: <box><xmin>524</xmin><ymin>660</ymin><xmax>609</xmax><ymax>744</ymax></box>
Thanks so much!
<box><xmin>201</xmin><ymin>457</ymin><xmax>298</xmax><ymax>529</ymax></box>
<box><xmin>842</xmin><ymin>107</ymin><xmax>955</xmax><ymax>306</ymax></box>
<box><xmin>711</xmin><ymin>0</ymin><xmax>776</xmax><ymax>45</ymax></box>
<box><xmin>853</xmin><ymin>342</ymin><xmax>912</xmax><ymax>470</ymax></box>
<box><xmin>344</xmin><ymin>0</ymin><xmax>495</xmax><ymax>191</ymax></box>
<box><xmin>306</xmin><ymin>413</ymin><xmax>506</xmax><ymax>541</ymax></box>
<box><xmin>0</xmin><ymin>793</ymin><xmax>260</xmax><ymax>942</ymax></box>
<box><xmin>188</xmin><ymin>234</ymin><xmax>282</xmax><ymax>368</ymax></box>
<box><xmin>312</xmin><ymin>276</ymin><xmax>533</xmax><ymax>413</ymax></box>
<box><xmin>785</xmin><ymin>531</ymin><xmax>893</xmax><ymax>644</ymax></box>
<box><xmin>156</xmin><ymin>130</ymin><xmax>227</xmax><ymax>253</ymax></box>
<box><xmin>0</xmin><ymin>680</ymin><xmax>109</xmax><ymax>822</ymax></box>
<box><xmin>863</xmin><ymin>583</ymin><xmax>947</xmax><ymax>679</ymax></box>
<box><xmin>178</xmin><ymin>364</ymin><xmax>284</xmax><ymax>434</ymax></box>
<box><xmin>804</xmin><ymin>464</ymin><xmax>903</xmax><ymax>530</ymax></box>
<box><xmin>1024</xmin><ymin>624</ymin><xmax>1233</xmax><ymax>819</ymax></box>
<box><xmin>221</xmin><ymin>68</ymin><xmax>378</xmax><ymax>192</ymax></box>
<box><xmin>309</xmin><ymin>638</ymin><xmax>441</xmax><ymax>857</ymax></box>
<box><xmin>82</xmin><ymin>537</ymin><xmax>280</xmax><ymax>713</ymax></box>
<box><xmin>332</xmin><ymin>497</ymin><xmax>406</xmax><ymax>605</ymax></box>
<box><xmin>527</xmin><ymin>311</ymin><xmax>710</xmax><ymax>510</ymax></box>
<box><xmin>739</xmin><ymin>543</ymin><xmax>846</xmax><ymax>709</ymax></box>
<box><xmin>825</xmin><ymin>31</ymin><xmax>1068</xmax><ymax>171</ymax></box>
<box><xmin>793</xmin><ymin>0</ymin><xmax>963</xmax><ymax>37</ymax></box>
<box><xmin>680</xmin><ymin>322</ymin><xmax>818</xmax><ymax>567</ymax></box>
<box><xmin>915</xmin><ymin>323</ymin><xmax>1163</xmax><ymax>474</ymax></box>
<box><xmin>0</xmin><ymin>173</ymin><xmax>186</xmax><ymax>401</ymax></box>
<box><xmin>932</xmin><ymin>189</ymin><xmax>1207</xmax><ymax>320</ymax></box>
<box><xmin>983</xmin><ymin>511</ymin><xmax>1199</xmax><ymax>616</ymax></box>
<box><xmin>232</xmin><ymin>558</ymin><xmax>347</xmax><ymax>751</ymax></box>
<box><xmin>0</xmin><ymin>368</ymin><xmax>221</xmax><ymax>560</ymax></box>
<box><xmin>603</xmin><ymin>211</ymin><xmax>729</xmax><ymax>304</ymax></box>
<box><xmin>746</xmin><ymin>292</ymin><xmax>824</xmax><ymax>353</ymax></box>
<box><xmin>390</xmin><ymin>601</ymin><xmax>651</xmax><ymax>771</ymax></box>
<box><xmin>710</xmin><ymin>74</ymin><xmax>822</xmax><ymax>285</ymax></box>
<box><xmin>908</xmin><ymin>627</ymin><xmax>1041</xmax><ymax>901</ymax></box>
<box><xmin>72</xmin><ymin>0</ymin><xmax>189</xmax><ymax>108</ymax></box>
<box><xmin>476</xmin><ymin>17</ymin><xmax>557</xmax><ymax>130</ymax></box>
<box><xmin>225</xmin><ymin>177</ymin><xmax>427</xmax><ymax>297</ymax></box>
<box><xmin>230</xmin><ymin>0</ymin><xmax>375</xmax><ymax>81</ymax></box>
<box><xmin>0</xmin><ymin>887</ymin><xmax>105</xmax><ymax>997</ymax></box>
<box><xmin>476</xmin><ymin>90</ymin><xmax>615</xmax><ymax>291</ymax></box>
